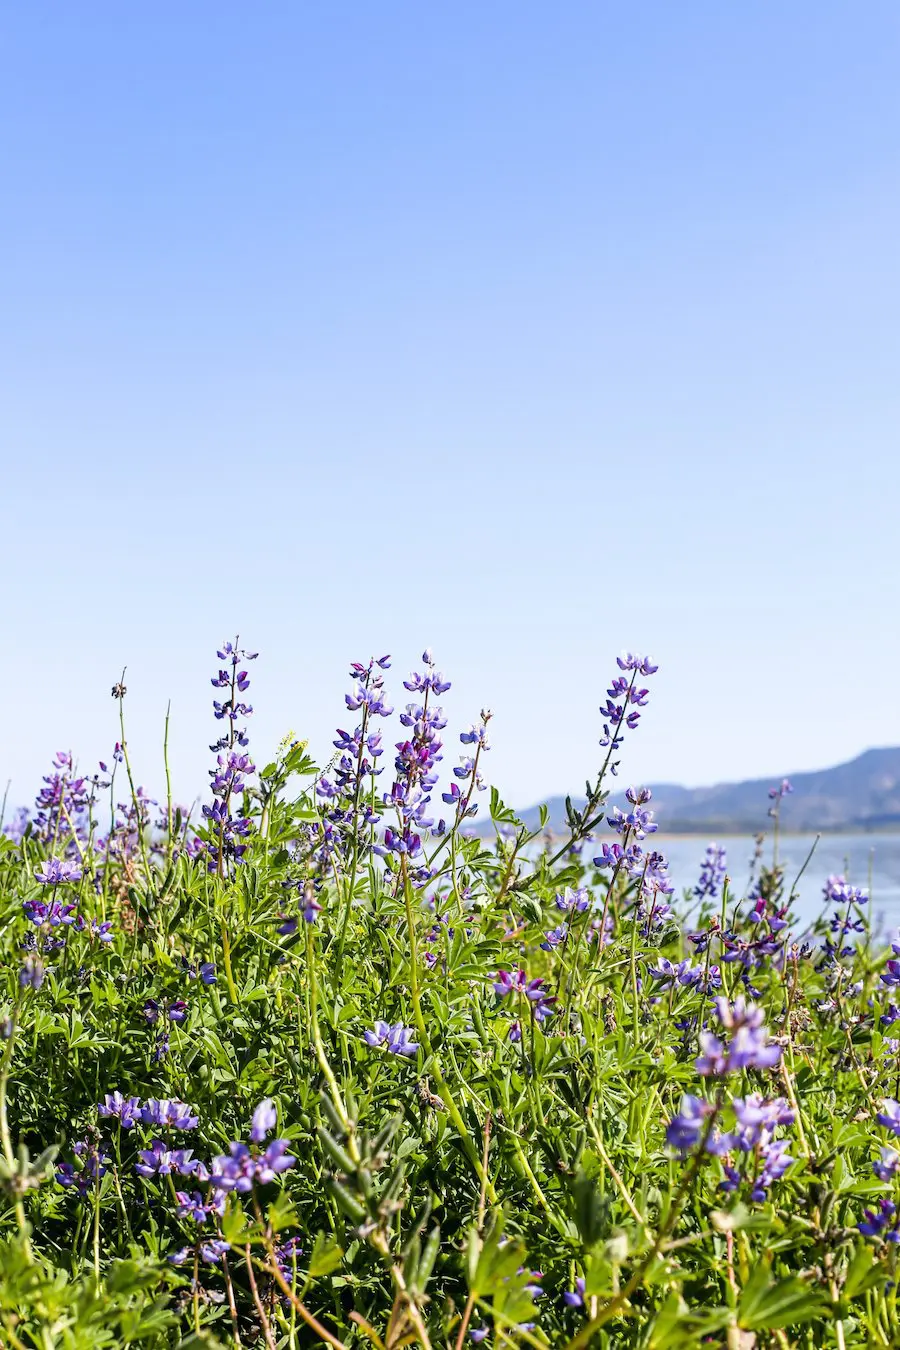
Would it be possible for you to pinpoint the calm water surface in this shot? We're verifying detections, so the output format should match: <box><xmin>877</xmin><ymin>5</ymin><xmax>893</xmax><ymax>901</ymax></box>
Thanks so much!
<box><xmin>660</xmin><ymin>832</ymin><xmax>900</xmax><ymax>935</ymax></box>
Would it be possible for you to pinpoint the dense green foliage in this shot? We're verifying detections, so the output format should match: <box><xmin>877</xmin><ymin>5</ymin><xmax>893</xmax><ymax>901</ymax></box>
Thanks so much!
<box><xmin>0</xmin><ymin>646</ymin><xmax>898</xmax><ymax>1348</ymax></box>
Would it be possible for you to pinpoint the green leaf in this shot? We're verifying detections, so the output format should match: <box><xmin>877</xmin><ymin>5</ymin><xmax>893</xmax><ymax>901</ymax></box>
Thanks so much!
<box><xmin>843</xmin><ymin>1241</ymin><xmax>883</xmax><ymax>1299</ymax></box>
<box><xmin>220</xmin><ymin>1198</ymin><xmax>253</xmax><ymax>1246</ymax></box>
<box><xmin>570</xmin><ymin>1168</ymin><xmax>610</xmax><ymax>1248</ymax></box>
<box><xmin>738</xmin><ymin>1265</ymin><xmax>826</xmax><ymax>1330</ymax></box>
<box><xmin>308</xmin><ymin>1232</ymin><xmax>343</xmax><ymax>1279</ymax></box>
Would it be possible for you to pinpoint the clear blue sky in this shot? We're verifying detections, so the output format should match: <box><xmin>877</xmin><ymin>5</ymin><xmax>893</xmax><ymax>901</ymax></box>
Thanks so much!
<box><xmin>3</xmin><ymin>3</ymin><xmax>899</xmax><ymax>814</ymax></box>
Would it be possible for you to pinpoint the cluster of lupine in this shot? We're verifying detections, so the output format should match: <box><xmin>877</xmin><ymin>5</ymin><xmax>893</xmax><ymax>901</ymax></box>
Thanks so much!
<box><xmin>2</xmin><ymin>641</ymin><xmax>900</xmax><ymax>1349</ymax></box>
<box><xmin>202</xmin><ymin>640</ymin><xmax>258</xmax><ymax>873</ymax></box>
<box><xmin>648</xmin><ymin>955</ymin><xmax>722</xmax><ymax>994</ymax></box>
<box><xmin>58</xmin><ymin>1094</ymin><xmax>294</xmax><ymax>1271</ymax></box>
<box><xmin>592</xmin><ymin>786</ymin><xmax>676</xmax><ymax>935</ymax></box>
<box><xmin>314</xmin><ymin>655</ymin><xmax>393</xmax><ymax>871</ymax></box>
<box><xmin>374</xmin><ymin>650</ymin><xmax>453</xmax><ymax>880</ymax></box>
<box><xmin>820</xmin><ymin>871</ymin><xmax>869</xmax><ymax>964</ymax></box>
<box><xmin>598</xmin><ymin>653</ymin><xmax>658</xmax><ymax>757</ymax></box>
<box><xmin>694</xmin><ymin>842</ymin><xmax>727</xmax><ymax>900</ymax></box>
<box><xmin>665</xmin><ymin>998</ymin><xmax>796</xmax><ymax>1203</ymax></box>
<box><xmin>493</xmin><ymin>968</ymin><xmax>557</xmax><ymax>1039</ymax></box>
<box><xmin>4</xmin><ymin>735</ymin><xmax>168</xmax><ymax>899</ymax></box>
<box><xmin>59</xmin><ymin>1096</ymin><xmax>199</xmax><ymax>1195</ymax></box>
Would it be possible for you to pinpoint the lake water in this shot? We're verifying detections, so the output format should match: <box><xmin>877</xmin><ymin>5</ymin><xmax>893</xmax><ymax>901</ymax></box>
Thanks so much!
<box><xmin>659</xmin><ymin>832</ymin><xmax>900</xmax><ymax>937</ymax></box>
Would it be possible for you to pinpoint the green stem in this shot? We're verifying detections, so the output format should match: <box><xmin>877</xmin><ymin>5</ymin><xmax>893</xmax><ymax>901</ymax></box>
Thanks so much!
<box><xmin>220</xmin><ymin>918</ymin><xmax>239</xmax><ymax>1003</ymax></box>
<box><xmin>401</xmin><ymin>859</ymin><xmax>497</xmax><ymax>1203</ymax></box>
<box><xmin>0</xmin><ymin>1001</ymin><xmax>31</xmax><ymax>1256</ymax></box>
<box><xmin>564</xmin><ymin>1098</ymin><xmax>722</xmax><ymax>1348</ymax></box>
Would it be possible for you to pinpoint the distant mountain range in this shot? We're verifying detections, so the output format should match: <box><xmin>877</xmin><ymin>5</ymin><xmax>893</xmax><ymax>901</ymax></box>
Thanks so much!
<box><xmin>492</xmin><ymin>748</ymin><xmax>900</xmax><ymax>836</ymax></box>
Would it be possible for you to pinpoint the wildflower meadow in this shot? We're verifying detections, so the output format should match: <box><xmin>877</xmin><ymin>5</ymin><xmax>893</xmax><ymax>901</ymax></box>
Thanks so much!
<box><xmin>1</xmin><ymin>642</ymin><xmax>897</xmax><ymax>1348</ymax></box>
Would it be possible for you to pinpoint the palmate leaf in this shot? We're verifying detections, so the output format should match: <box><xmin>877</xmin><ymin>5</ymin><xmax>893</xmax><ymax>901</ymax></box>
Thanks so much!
<box><xmin>645</xmin><ymin>1292</ymin><xmax>731</xmax><ymax>1348</ymax></box>
<box><xmin>308</xmin><ymin>1231</ymin><xmax>344</xmax><ymax>1278</ymax></box>
<box><xmin>465</xmin><ymin>1210</ymin><xmax>541</xmax><ymax>1331</ymax></box>
<box><xmin>738</xmin><ymin>1258</ymin><xmax>827</xmax><ymax>1330</ymax></box>
<box><xmin>467</xmin><ymin>1212</ymin><xmax>528</xmax><ymax>1293</ymax></box>
<box><xmin>490</xmin><ymin>787</ymin><xmax>519</xmax><ymax>826</ymax></box>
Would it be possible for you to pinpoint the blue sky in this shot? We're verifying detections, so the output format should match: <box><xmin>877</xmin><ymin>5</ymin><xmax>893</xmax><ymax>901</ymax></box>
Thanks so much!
<box><xmin>3</xmin><ymin>3</ymin><xmax>899</xmax><ymax>814</ymax></box>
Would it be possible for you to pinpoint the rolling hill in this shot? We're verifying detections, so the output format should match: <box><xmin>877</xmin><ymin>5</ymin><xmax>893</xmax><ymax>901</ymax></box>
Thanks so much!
<box><xmin>493</xmin><ymin>747</ymin><xmax>900</xmax><ymax>836</ymax></box>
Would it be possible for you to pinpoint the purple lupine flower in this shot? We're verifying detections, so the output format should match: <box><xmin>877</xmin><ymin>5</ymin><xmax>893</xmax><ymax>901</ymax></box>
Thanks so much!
<box><xmin>541</xmin><ymin>924</ymin><xmax>568</xmax><ymax>951</ymax></box>
<box><xmin>98</xmin><ymin>1092</ymin><xmax>142</xmax><ymax>1129</ymax></box>
<box><xmin>874</xmin><ymin>1148</ymin><xmax>900</xmax><ymax>1182</ymax></box>
<box><xmin>135</xmin><ymin>1140</ymin><xmax>200</xmax><ymax>1178</ymax></box>
<box><xmin>140</xmin><ymin>1098</ymin><xmax>199</xmax><ymax>1130</ymax></box>
<box><xmin>555</xmin><ymin>887</ymin><xmax>590</xmax><ymax>913</ymax></box>
<box><xmin>492</xmin><ymin>970</ymin><xmax>556</xmax><ymax>1021</ymax></box>
<box><xmin>877</xmin><ymin>1099</ymin><xmax>900</xmax><ymax>1136</ymax></box>
<box><xmin>167</xmin><ymin>1247</ymin><xmax>191</xmax><ymax>1265</ymax></box>
<box><xmin>364</xmin><ymin>1019</ymin><xmax>391</xmax><ymax>1048</ymax></box>
<box><xmin>174</xmin><ymin>1190</ymin><xmax>220</xmax><ymax>1223</ymax></box>
<box><xmin>859</xmin><ymin>1198</ymin><xmax>900</xmax><ymax>1242</ymax></box>
<box><xmin>748</xmin><ymin>1138</ymin><xmax>794</xmax><ymax>1201</ymax></box>
<box><xmin>616</xmin><ymin>652</ymin><xmax>658</xmax><ymax>675</ymax></box>
<box><xmin>731</xmin><ymin>1094</ymin><xmax>794</xmax><ymax>1146</ymax></box>
<box><xmin>168</xmin><ymin>1000</ymin><xmax>188</xmax><ymax>1023</ymax></box>
<box><xmin>881</xmin><ymin>945</ymin><xmax>900</xmax><ymax>989</ymax></box>
<box><xmin>364</xmin><ymin>1021</ymin><xmax>420</xmax><ymax>1057</ymax></box>
<box><xmin>274</xmin><ymin>1235</ymin><xmax>304</xmax><ymax>1275</ymax></box>
<box><xmin>563</xmin><ymin>1277</ymin><xmax>586</xmax><ymax>1308</ymax></box>
<box><xmin>634</xmin><ymin>848</ymin><xmax>673</xmax><ymax>899</ymax></box>
<box><xmin>200</xmin><ymin>1239</ymin><xmax>231</xmax><ymax>1263</ymax></box>
<box><xmin>3</xmin><ymin>805</ymin><xmax>29</xmax><ymax>843</ymax></box>
<box><xmin>823</xmin><ymin>873</ymin><xmax>848</xmax><ymax>904</ymax></box>
<box><xmin>23</xmin><ymin>897</ymin><xmax>78</xmax><ymax>927</ymax></box>
<box><xmin>827</xmin><ymin>877</ymin><xmax>869</xmax><ymax>908</ymax></box>
<box><xmin>210</xmin><ymin>1142</ymin><xmax>256</xmax><ymax>1193</ymax></box>
<box><xmin>727</xmin><ymin>1024</ymin><xmax>782</xmax><ymax>1072</ymax></box>
<box><xmin>302</xmin><ymin>893</ymin><xmax>323</xmax><ymax>923</ymax></box>
<box><xmin>649</xmin><ymin>958</ymin><xmax>700</xmax><ymax>988</ymax></box>
<box><xmin>254</xmin><ymin>1138</ymin><xmax>296</xmax><ymax>1184</ymax></box>
<box><xmin>470</xmin><ymin>1329</ymin><xmax>489</xmax><ymax>1343</ymax></box>
<box><xmin>666</xmin><ymin>1095</ymin><xmax>713</xmax><ymax>1153</ymax></box>
<box><xmin>696</xmin><ymin>999</ymin><xmax>781</xmax><ymax>1076</ymax></box>
<box><xmin>57</xmin><ymin>1140</ymin><xmax>110</xmax><ymax>1195</ymax></box>
<box><xmin>250</xmin><ymin>1098</ymin><xmax>277</xmax><ymax>1143</ymax></box>
<box><xmin>694</xmin><ymin>1032</ymin><xmax>729</xmax><ymax>1077</ymax></box>
<box><xmin>599</xmin><ymin>657</ymin><xmax>657</xmax><ymax>750</ymax></box>
<box><xmin>608</xmin><ymin>799</ymin><xmax>658</xmax><ymax>840</ymax></box>
<box><xmin>520</xmin><ymin>1268</ymin><xmax>543</xmax><ymax>1298</ymax></box>
<box><xmin>204</xmin><ymin>640</ymin><xmax>259</xmax><ymax>871</ymax></box>
<box><xmin>19</xmin><ymin>957</ymin><xmax>45</xmax><ymax>991</ymax></box>
<box><xmin>694</xmin><ymin>844</ymin><xmax>727</xmax><ymax>901</ymax></box>
<box><xmin>210</xmin><ymin>1097</ymin><xmax>296</xmax><ymax>1195</ymax></box>
<box><xmin>179</xmin><ymin>958</ymin><xmax>217</xmax><ymax>984</ymax></box>
<box><xmin>30</xmin><ymin>752</ymin><xmax>92</xmax><ymax>850</ymax></box>
<box><xmin>35</xmin><ymin>858</ymin><xmax>83</xmax><ymax>886</ymax></box>
<box><xmin>493</xmin><ymin>969</ymin><xmax>536</xmax><ymax>998</ymax></box>
<box><xmin>594</xmin><ymin>842</ymin><xmax>625</xmax><ymax>869</ymax></box>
